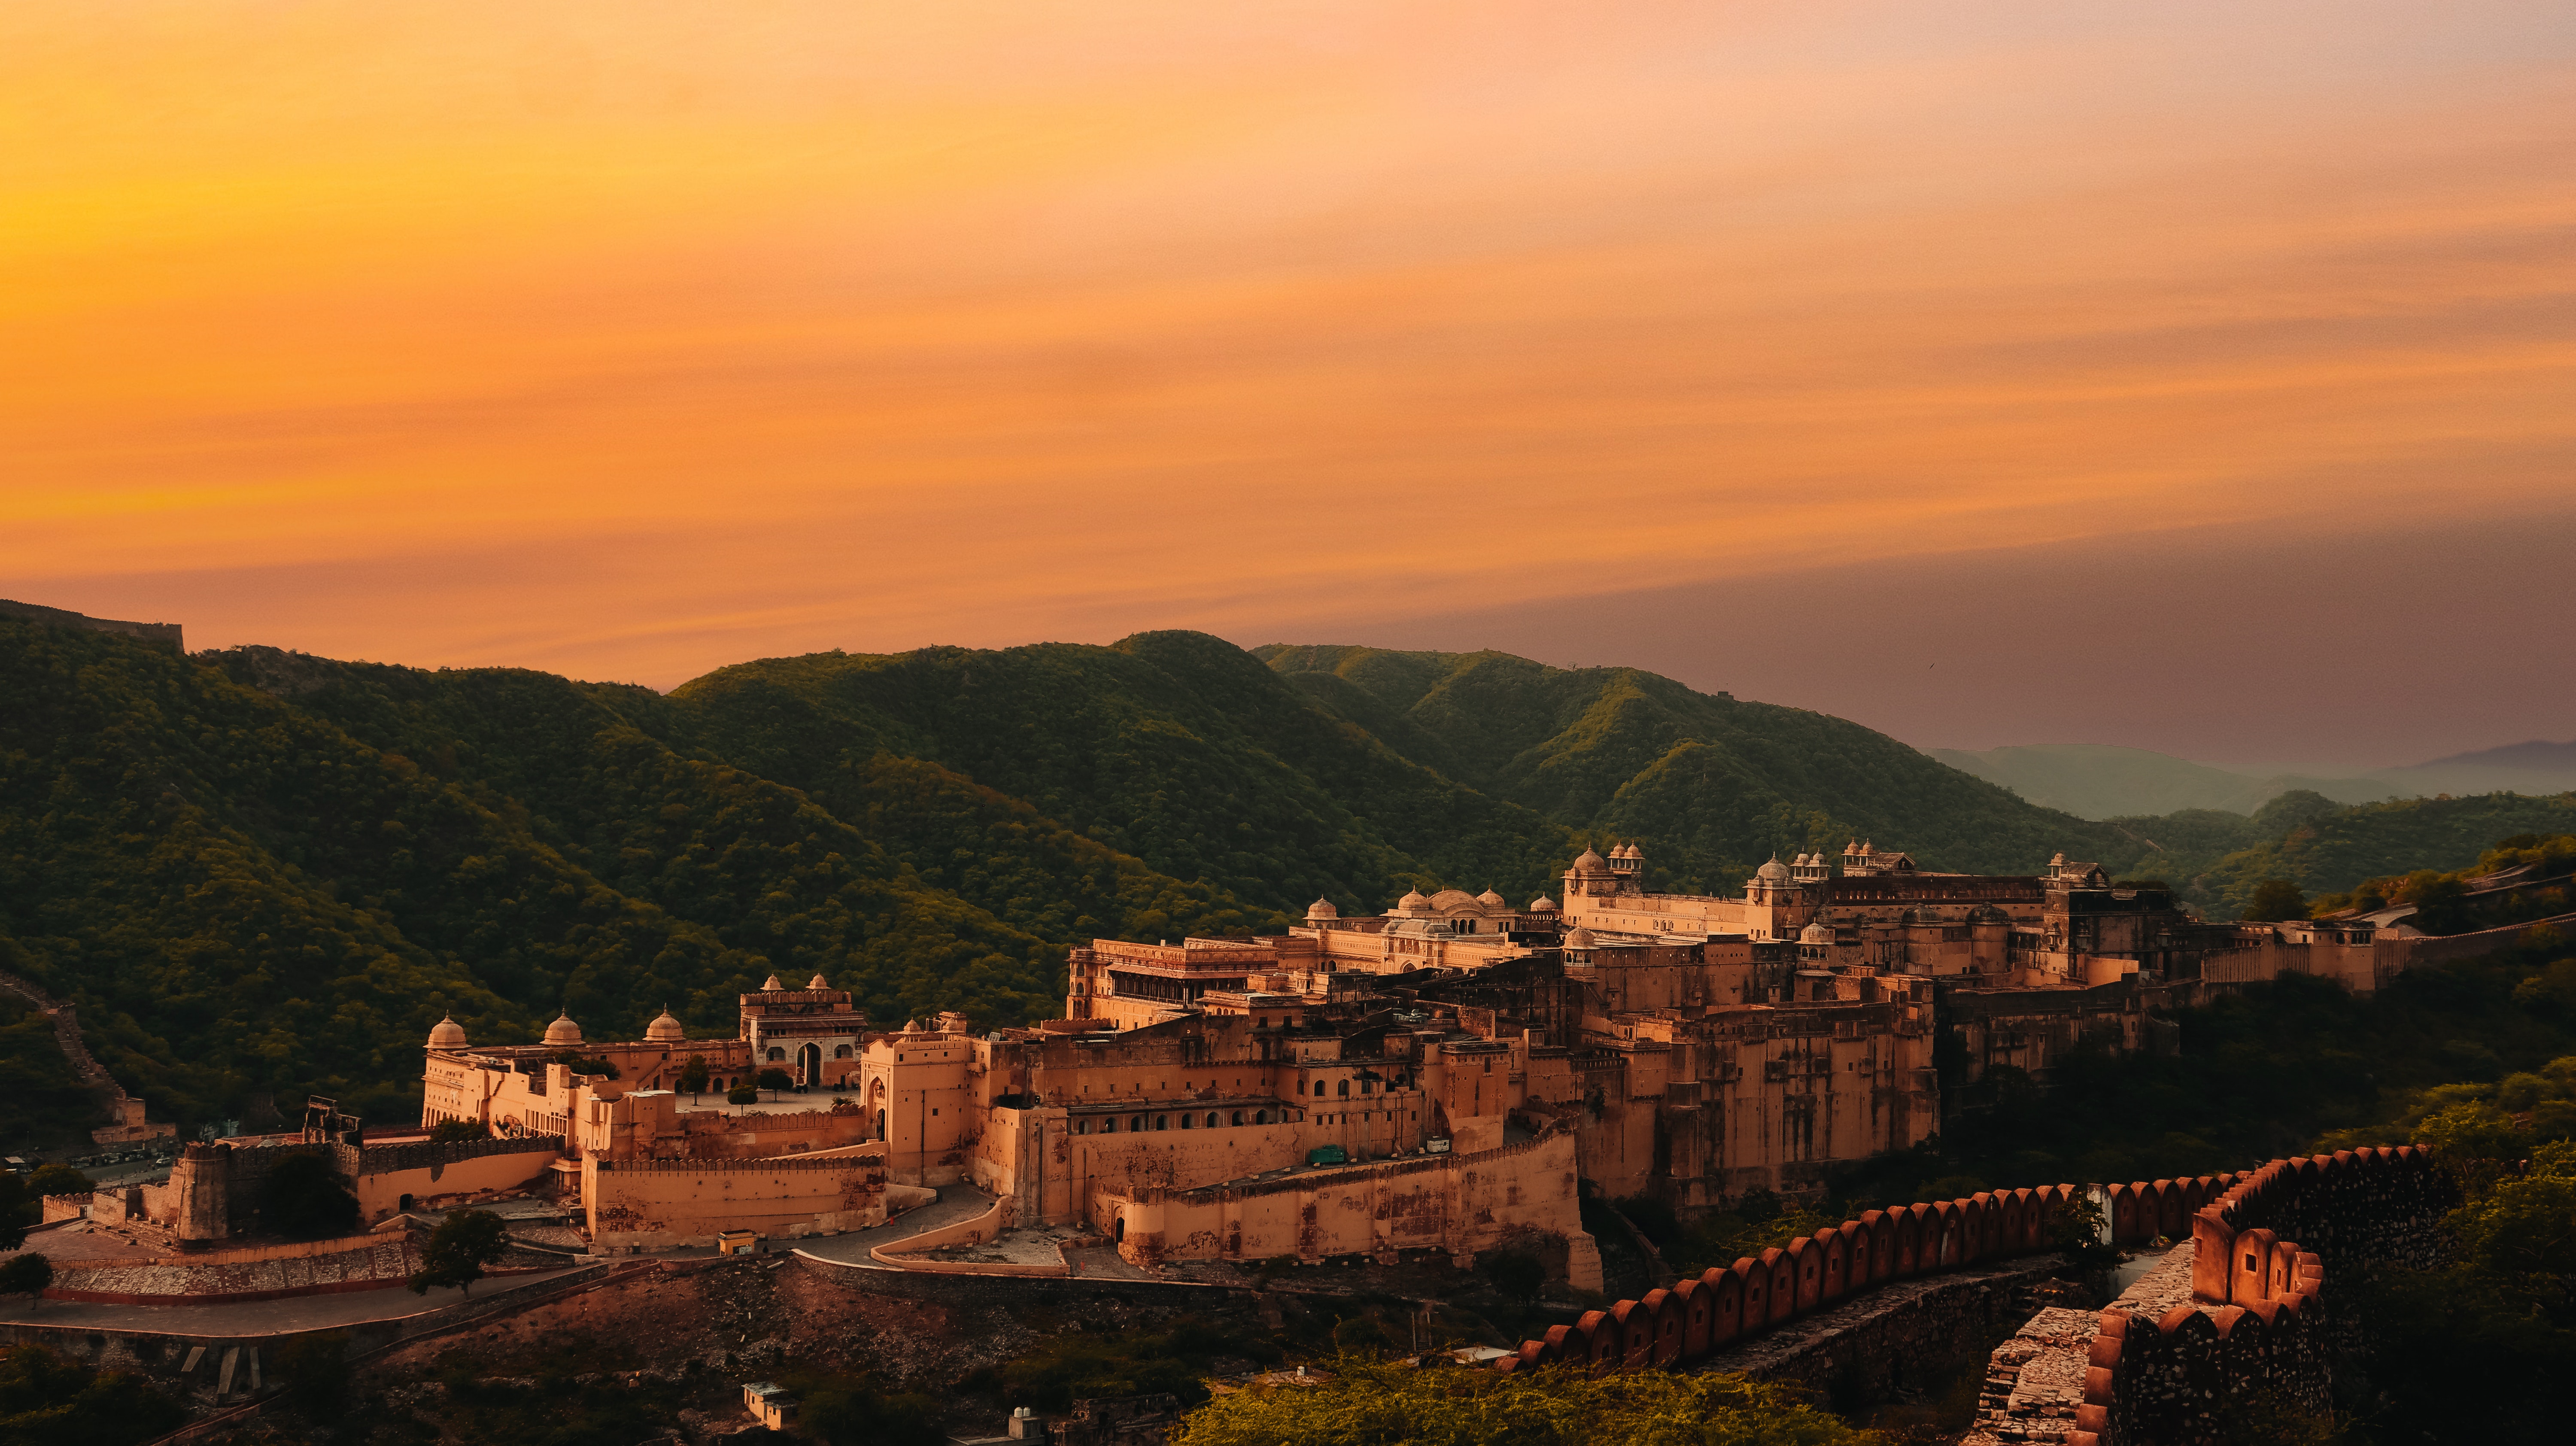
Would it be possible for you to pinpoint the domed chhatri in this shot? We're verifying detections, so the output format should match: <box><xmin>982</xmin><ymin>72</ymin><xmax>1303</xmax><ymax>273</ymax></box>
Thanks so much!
<box><xmin>807</xmin><ymin>973</ymin><xmax>830</xmax><ymax>990</ymax></box>
<box><xmin>1306</xmin><ymin>896</ymin><xmax>1340</xmax><ymax>919</ymax></box>
<box><xmin>1755</xmin><ymin>856</ymin><xmax>1791</xmax><ymax>882</ymax></box>
<box><xmin>1563</xmin><ymin>925</ymin><xmax>1596</xmax><ymax>949</ymax></box>
<box><xmin>543</xmin><ymin>1012</ymin><xmax>583</xmax><ymax>1047</ymax></box>
<box><xmin>1528</xmin><ymin>895</ymin><xmax>1559</xmax><ymax>912</ymax></box>
<box><xmin>427</xmin><ymin>1016</ymin><xmax>468</xmax><ymax>1048</ymax></box>
<box><xmin>761</xmin><ymin>974</ymin><xmax>785</xmax><ymax>991</ymax></box>
<box><xmin>1570</xmin><ymin>848</ymin><xmax>1607</xmax><ymax>872</ymax></box>
<box><xmin>644</xmin><ymin>1008</ymin><xmax>685</xmax><ymax>1043</ymax></box>
<box><xmin>1476</xmin><ymin>887</ymin><xmax>1507</xmax><ymax>908</ymax></box>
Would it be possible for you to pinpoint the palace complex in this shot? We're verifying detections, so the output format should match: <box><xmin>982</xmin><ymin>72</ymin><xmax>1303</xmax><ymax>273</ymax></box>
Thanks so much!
<box><xmin>112</xmin><ymin>841</ymin><xmax>2415</xmax><ymax>1290</ymax></box>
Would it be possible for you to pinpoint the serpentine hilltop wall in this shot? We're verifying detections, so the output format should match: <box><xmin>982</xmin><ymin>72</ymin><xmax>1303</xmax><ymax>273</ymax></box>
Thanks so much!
<box><xmin>1485</xmin><ymin>1144</ymin><xmax>2450</xmax><ymax>1446</ymax></box>
<box><xmin>1965</xmin><ymin>1143</ymin><xmax>2451</xmax><ymax>1446</ymax></box>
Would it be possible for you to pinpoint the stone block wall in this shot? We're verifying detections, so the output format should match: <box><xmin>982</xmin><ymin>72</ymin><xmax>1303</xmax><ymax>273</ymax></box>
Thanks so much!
<box><xmin>1486</xmin><ymin>1167</ymin><xmax>2223</xmax><ymax>1378</ymax></box>
<box><xmin>1964</xmin><ymin>1145</ymin><xmax>2453</xmax><ymax>1446</ymax></box>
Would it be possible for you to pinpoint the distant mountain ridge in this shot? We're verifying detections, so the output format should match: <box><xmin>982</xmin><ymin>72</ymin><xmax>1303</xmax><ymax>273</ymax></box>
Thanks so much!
<box><xmin>1932</xmin><ymin>741</ymin><xmax>2576</xmax><ymax>823</ymax></box>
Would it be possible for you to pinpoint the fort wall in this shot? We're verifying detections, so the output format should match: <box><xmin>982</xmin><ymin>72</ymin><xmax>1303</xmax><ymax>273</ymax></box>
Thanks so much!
<box><xmin>1487</xmin><ymin>1164</ymin><xmax>2265</xmax><ymax>1381</ymax></box>
<box><xmin>584</xmin><ymin>1153</ymin><xmax>888</xmax><ymax>1249</ymax></box>
<box><xmin>1962</xmin><ymin>1145</ymin><xmax>2451</xmax><ymax>1445</ymax></box>
<box><xmin>1102</xmin><ymin>1121</ymin><xmax>1598</xmax><ymax>1288</ymax></box>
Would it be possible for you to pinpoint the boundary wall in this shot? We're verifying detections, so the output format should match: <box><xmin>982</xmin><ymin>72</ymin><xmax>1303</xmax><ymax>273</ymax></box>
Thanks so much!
<box><xmin>2013</xmin><ymin>1144</ymin><xmax>2452</xmax><ymax>1445</ymax></box>
<box><xmin>1485</xmin><ymin>1168</ymin><xmax>2245</xmax><ymax>1377</ymax></box>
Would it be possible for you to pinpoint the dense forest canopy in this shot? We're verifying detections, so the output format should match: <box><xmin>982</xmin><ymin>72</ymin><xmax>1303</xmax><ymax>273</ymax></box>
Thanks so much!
<box><xmin>5</xmin><ymin>617</ymin><xmax>2567</xmax><ymax>1134</ymax></box>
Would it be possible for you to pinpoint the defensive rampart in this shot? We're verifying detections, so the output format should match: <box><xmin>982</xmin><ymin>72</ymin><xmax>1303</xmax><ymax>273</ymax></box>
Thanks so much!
<box><xmin>585</xmin><ymin>1152</ymin><xmax>887</xmax><ymax>1249</ymax></box>
<box><xmin>1487</xmin><ymin>1168</ymin><xmax>2271</xmax><ymax>1380</ymax></box>
<box><xmin>1961</xmin><ymin>1144</ymin><xmax>2451</xmax><ymax>1445</ymax></box>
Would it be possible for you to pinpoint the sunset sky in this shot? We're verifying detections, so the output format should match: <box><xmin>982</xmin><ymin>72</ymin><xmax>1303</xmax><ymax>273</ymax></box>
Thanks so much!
<box><xmin>7</xmin><ymin>1</ymin><xmax>2571</xmax><ymax>766</ymax></box>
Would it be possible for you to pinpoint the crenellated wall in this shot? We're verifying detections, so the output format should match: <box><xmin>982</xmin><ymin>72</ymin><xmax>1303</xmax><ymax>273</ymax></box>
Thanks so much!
<box><xmin>2014</xmin><ymin>1145</ymin><xmax>2454</xmax><ymax>1446</ymax></box>
<box><xmin>1487</xmin><ymin>1169</ymin><xmax>2264</xmax><ymax>1379</ymax></box>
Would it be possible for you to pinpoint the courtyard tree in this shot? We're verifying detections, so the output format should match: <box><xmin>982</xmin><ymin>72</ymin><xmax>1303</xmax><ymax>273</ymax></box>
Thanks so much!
<box><xmin>407</xmin><ymin>1209</ymin><xmax>510</xmax><ymax>1297</ymax></box>
<box><xmin>757</xmin><ymin>1067</ymin><xmax>795</xmax><ymax>1100</ymax></box>
<box><xmin>679</xmin><ymin>1053</ymin><xmax>711</xmax><ymax>1100</ymax></box>
<box><xmin>0</xmin><ymin>1252</ymin><xmax>52</xmax><ymax>1302</ymax></box>
<box><xmin>24</xmin><ymin>1163</ymin><xmax>92</xmax><ymax>1199</ymax></box>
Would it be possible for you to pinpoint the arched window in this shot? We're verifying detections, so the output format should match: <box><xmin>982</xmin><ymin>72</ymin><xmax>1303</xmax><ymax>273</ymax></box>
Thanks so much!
<box><xmin>1206</xmin><ymin>1113</ymin><xmax>1221</xmax><ymax>1129</ymax></box>
<box><xmin>1180</xmin><ymin>1113</ymin><xmax>1194</xmax><ymax>1129</ymax></box>
<box><xmin>1313</xmin><ymin>1081</ymin><xmax>1327</xmax><ymax>1097</ymax></box>
<box><xmin>766</xmin><ymin>1047</ymin><xmax>786</xmax><ymax>1062</ymax></box>
<box><xmin>1154</xmin><ymin>1115</ymin><xmax>1169</xmax><ymax>1131</ymax></box>
<box><xmin>1077</xmin><ymin>1119</ymin><xmax>1091</xmax><ymax>1135</ymax></box>
<box><xmin>1256</xmin><ymin>1109</ymin><xmax>1272</xmax><ymax>1124</ymax></box>
<box><xmin>833</xmin><ymin>1045</ymin><xmax>852</xmax><ymax>1059</ymax></box>
<box><xmin>1231</xmin><ymin>1112</ymin><xmax>1244</xmax><ymax>1126</ymax></box>
<box><xmin>1131</xmin><ymin>1115</ymin><xmax>1145</xmax><ymax>1133</ymax></box>
<box><xmin>1337</xmin><ymin>1079</ymin><xmax>1350</xmax><ymax>1097</ymax></box>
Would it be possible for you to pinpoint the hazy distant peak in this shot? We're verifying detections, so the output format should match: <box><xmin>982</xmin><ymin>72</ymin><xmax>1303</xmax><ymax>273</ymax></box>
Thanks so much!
<box><xmin>2402</xmin><ymin>738</ymin><xmax>2576</xmax><ymax>772</ymax></box>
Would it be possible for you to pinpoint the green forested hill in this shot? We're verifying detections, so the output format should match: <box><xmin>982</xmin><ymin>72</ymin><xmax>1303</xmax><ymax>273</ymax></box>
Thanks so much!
<box><xmin>6</xmin><ymin>617</ymin><xmax>2567</xmax><ymax>1133</ymax></box>
<box><xmin>1253</xmin><ymin>644</ymin><xmax>2156</xmax><ymax>891</ymax></box>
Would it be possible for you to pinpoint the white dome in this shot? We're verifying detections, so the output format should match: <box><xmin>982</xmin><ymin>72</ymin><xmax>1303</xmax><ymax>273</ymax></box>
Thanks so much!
<box><xmin>1307</xmin><ymin>896</ymin><xmax>1340</xmax><ymax>919</ymax></box>
<box><xmin>808</xmin><ymin>973</ymin><xmax>830</xmax><ymax>990</ymax></box>
<box><xmin>1528</xmin><ymin>895</ymin><xmax>1559</xmax><ymax>912</ymax></box>
<box><xmin>645</xmin><ymin>1009</ymin><xmax>685</xmax><ymax>1043</ymax></box>
<box><xmin>1571</xmin><ymin>849</ymin><xmax>1606</xmax><ymax>872</ymax></box>
<box><xmin>1395</xmin><ymin>888</ymin><xmax>1429</xmax><ymax>914</ymax></box>
<box><xmin>1476</xmin><ymin>888</ymin><xmax>1507</xmax><ymax>908</ymax></box>
<box><xmin>1756</xmin><ymin>856</ymin><xmax>1791</xmax><ymax>882</ymax></box>
<box><xmin>427</xmin><ymin>1016</ymin><xmax>468</xmax><ymax>1048</ymax></box>
<box><xmin>543</xmin><ymin>1012</ymin><xmax>583</xmax><ymax>1047</ymax></box>
<box><xmin>760</xmin><ymin>974</ymin><xmax>785</xmax><ymax>991</ymax></box>
<box><xmin>1800</xmin><ymin>922</ymin><xmax>1834</xmax><ymax>945</ymax></box>
<box><xmin>1563</xmin><ymin>925</ymin><xmax>1596</xmax><ymax>949</ymax></box>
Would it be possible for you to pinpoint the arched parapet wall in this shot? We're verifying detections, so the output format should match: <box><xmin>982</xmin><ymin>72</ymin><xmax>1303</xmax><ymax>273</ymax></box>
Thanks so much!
<box><xmin>1485</xmin><ymin>1149</ymin><xmax>2453</xmax><ymax>1394</ymax></box>
<box><xmin>1962</xmin><ymin>1144</ymin><xmax>2457</xmax><ymax>1446</ymax></box>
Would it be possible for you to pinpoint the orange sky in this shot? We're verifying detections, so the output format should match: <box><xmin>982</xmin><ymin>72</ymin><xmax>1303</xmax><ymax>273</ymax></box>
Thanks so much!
<box><xmin>6</xmin><ymin>2</ymin><xmax>2572</xmax><ymax>753</ymax></box>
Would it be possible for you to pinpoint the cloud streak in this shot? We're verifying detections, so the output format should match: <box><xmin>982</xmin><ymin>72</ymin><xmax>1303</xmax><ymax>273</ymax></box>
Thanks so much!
<box><xmin>4</xmin><ymin>2</ymin><xmax>2570</xmax><ymax>759</ymax></box>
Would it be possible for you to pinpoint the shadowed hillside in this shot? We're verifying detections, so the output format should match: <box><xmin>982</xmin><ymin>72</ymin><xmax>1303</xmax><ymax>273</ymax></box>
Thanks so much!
<box><xmin>10</xmin><ymin>617</ymin><xmax>2570</xmax><ymax>1133</ymax></box>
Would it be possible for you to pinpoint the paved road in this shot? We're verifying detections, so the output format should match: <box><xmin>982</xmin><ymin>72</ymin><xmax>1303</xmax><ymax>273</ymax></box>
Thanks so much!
<box><xmin>0</xmin><ymin>1265</ymin><xmax>597</xmax><ymax>1337</ymax></box>
<box><xmin>793</xmin><ymin>1186</ymin><xmax>993</xmax><ymax>1267</ymax></box>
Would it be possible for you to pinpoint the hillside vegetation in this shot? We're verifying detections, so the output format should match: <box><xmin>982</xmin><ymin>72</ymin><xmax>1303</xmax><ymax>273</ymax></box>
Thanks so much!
<box><xmin>6</xmin><ymin>616</ymin><xmax>2570</xmax><ymax>1133</ymax></box>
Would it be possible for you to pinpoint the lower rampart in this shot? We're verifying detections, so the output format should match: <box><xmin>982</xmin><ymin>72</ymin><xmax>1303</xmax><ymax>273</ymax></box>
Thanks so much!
<box><xmin>1963</xmin><ymin>1145</ymin><xmax>2451</xmax><ymax>1445</ymax></box>
<box><xmin>1486</xmin><ymin>1171</ymin><xmax>2218</xmax><ymax>1379</ymax></box>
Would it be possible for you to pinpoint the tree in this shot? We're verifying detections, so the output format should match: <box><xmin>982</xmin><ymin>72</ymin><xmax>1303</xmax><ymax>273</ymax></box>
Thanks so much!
<box><xmin>757</xmin><ymin>1067</ymin><xmax>795</xmax><ymax>1100</ymax></box>
<box><xmin>2245</xmin><ymin>879</ymin><xmax>2309</xmax><ymax>922</ymax></box>
<box><xmin>263</xmin><ymin>1150</ymin><xmax>360</xmax><ymax>1239</ymax></box>
<box><xmin>1170</xmin><ymin>1359</ymin><xmax>1882</xmax><ymax>1446</ymax></box>
<box><xmin>679</xmin><ymin>1054</ymin><xmax>710</xmax><ymax>1100</ymax></box>
<box><xmin>408</xmin><ymin>1209</ymin><xmax>510</xmax><ymax>1296</ymax></box>
<box><xmin>727</xmin><ymin>1084</ymin><xmax>759</xmax><ymax>1106</ymax></box>
<box><xmin>428</xmin><ymin>1118</ymin><xmax>484</xmax><ymax>1143</ymax></box>
<box><xmin>24</xmin><ymin>1163</ymin><xmax>92</xmax><ymax>1199</ymax></box>
<box><xmin>0</xmin><ymin>1252</ymin><xmax>52</xmax><ymax>1301</ymax></box>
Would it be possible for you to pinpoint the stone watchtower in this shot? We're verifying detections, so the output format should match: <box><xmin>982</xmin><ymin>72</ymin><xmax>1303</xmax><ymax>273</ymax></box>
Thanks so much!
<box><xmin>167</xmin><ymin>1141</ymin><xmax>231</xmax><ymax>1247</ymax></box>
